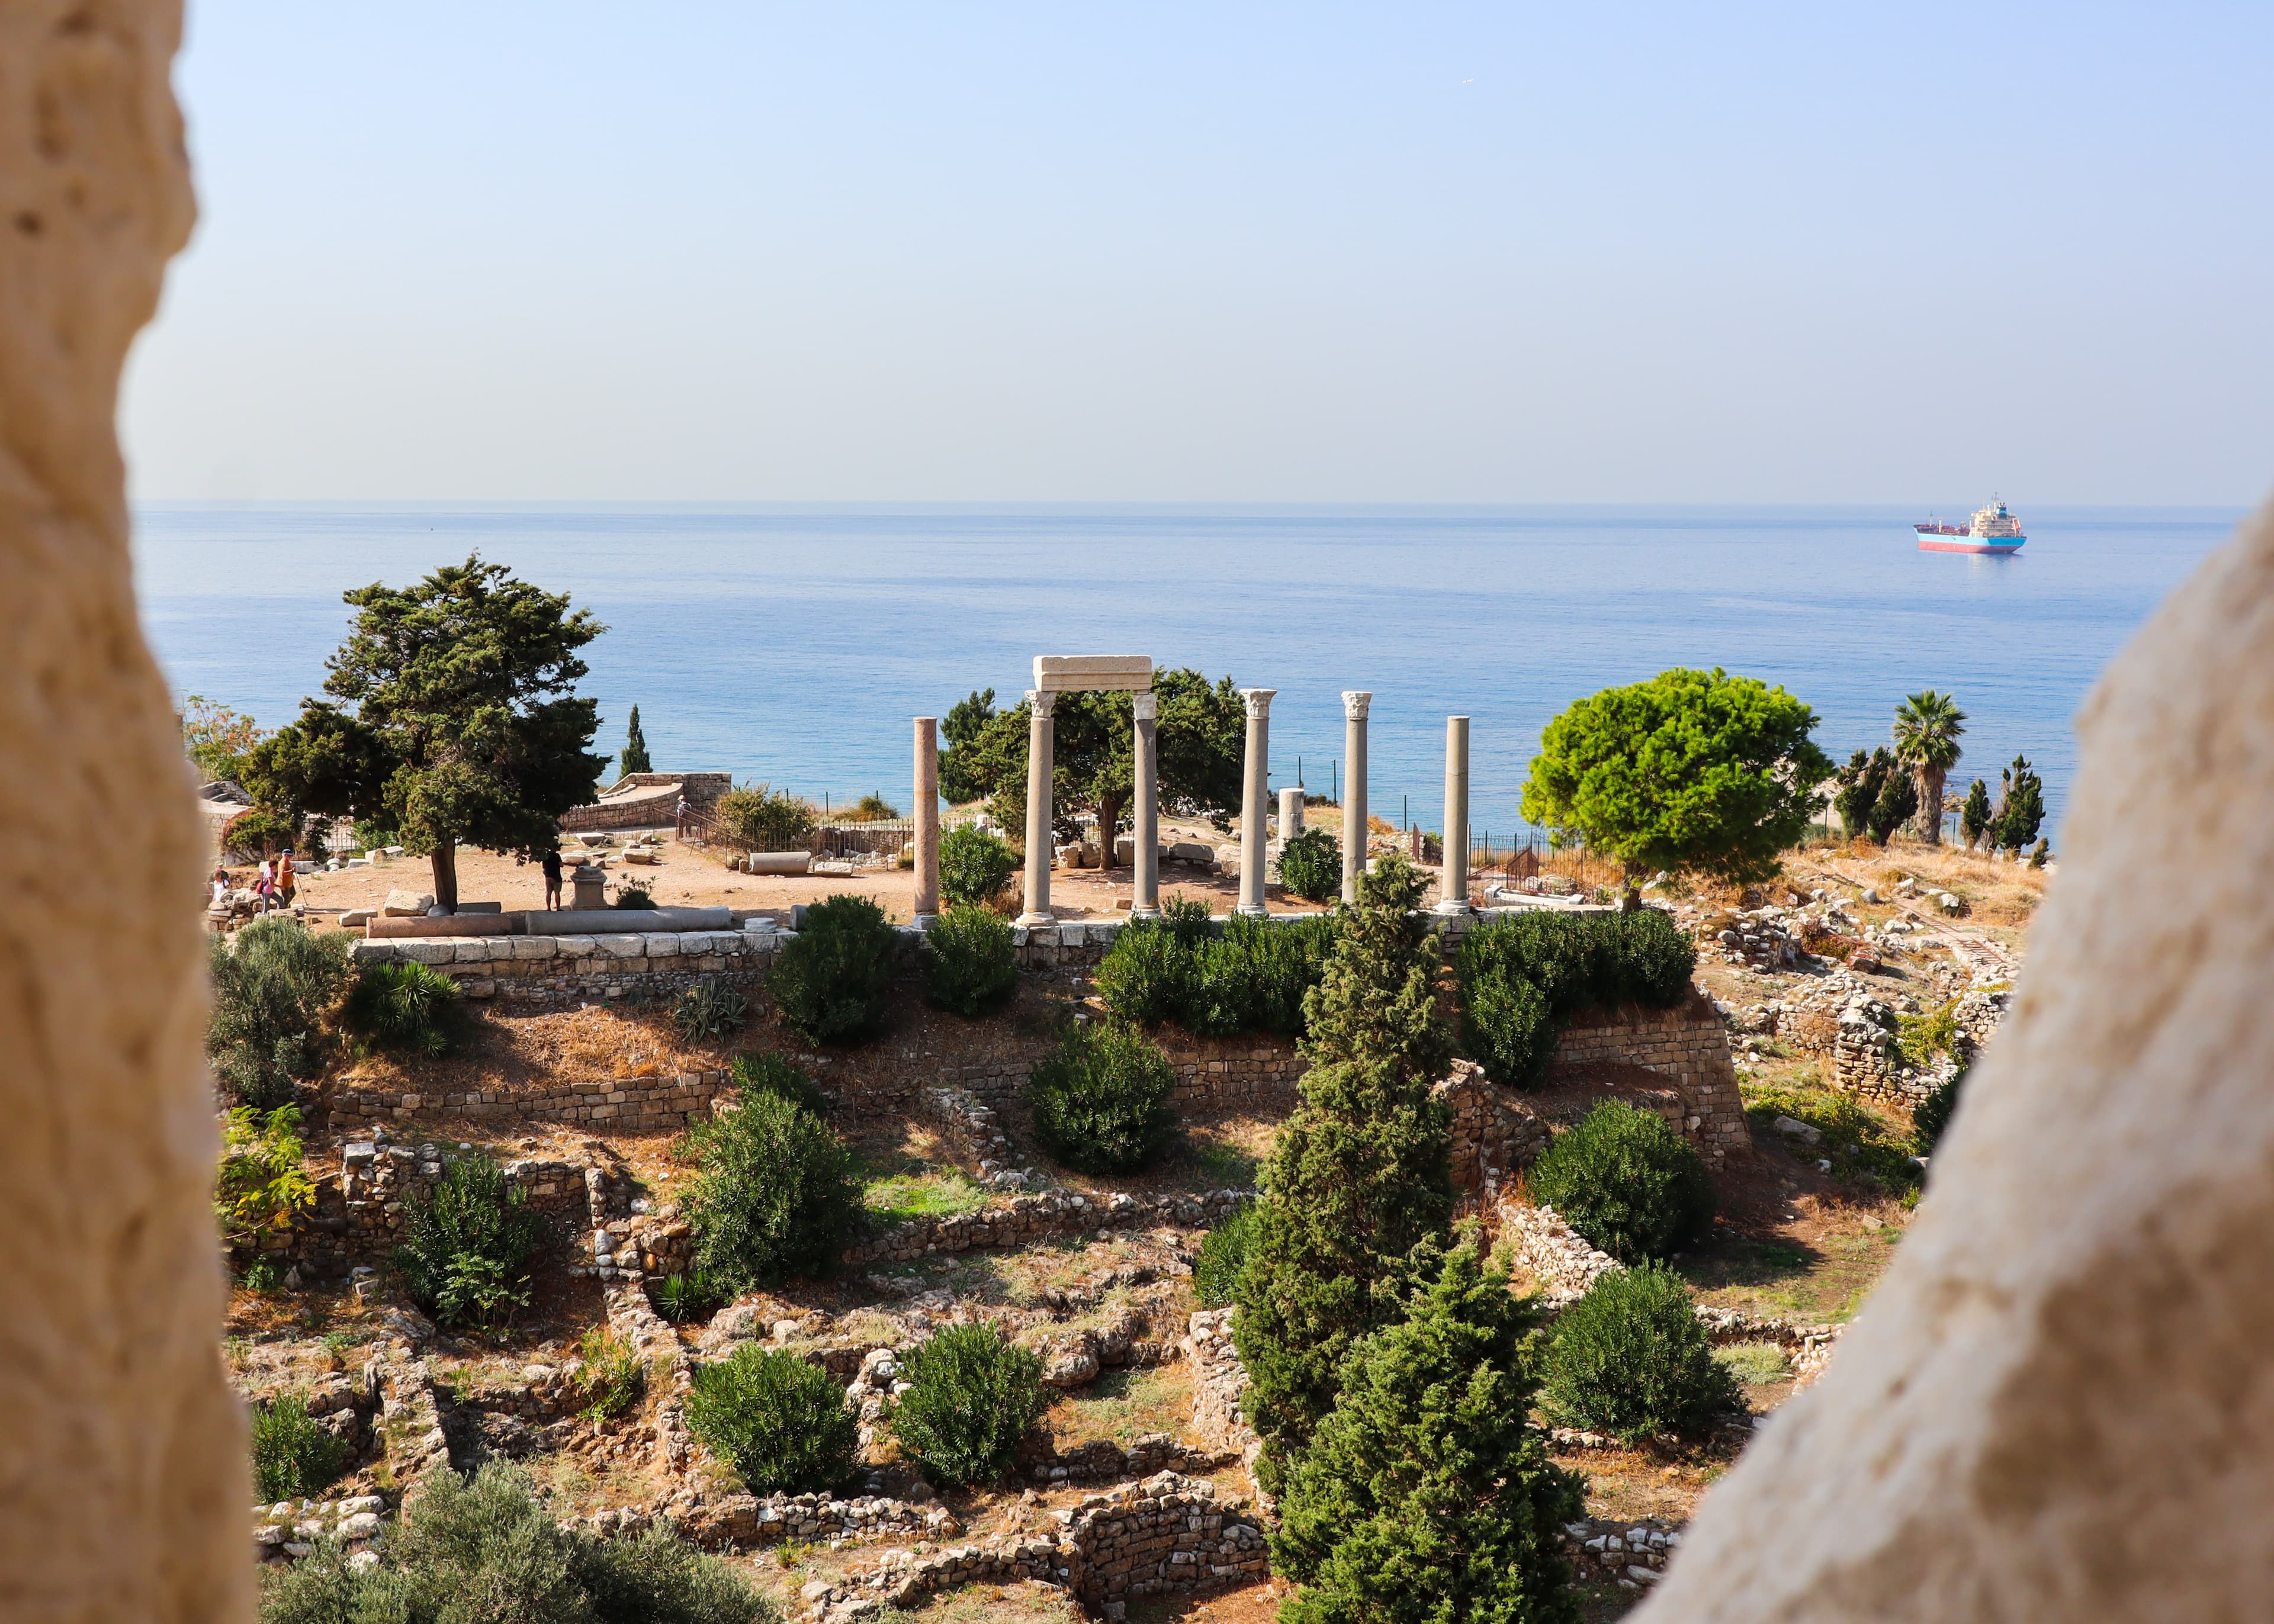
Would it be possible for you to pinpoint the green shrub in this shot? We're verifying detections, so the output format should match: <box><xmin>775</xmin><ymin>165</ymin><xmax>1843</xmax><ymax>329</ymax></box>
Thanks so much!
<box><xmin>922</xmin><ymin>905</ymin><xmax>1019</xmax><ymax>1016</ymax></box>
<box><xmin>1160</xmin><ymin>893</ymin><xmax>1216</xmax><ymax>948</ymax></box>
<box><xmin>612</xmin><ymin>883</ymin><xmax>655</xmax><ymax>909</ymax></box>
<box><xmin>685</xmin><ymin>1083</ymin><xmax>859</xmax><ymax>1289</ymax></box>
<box><xmin>1529</xmin><ymin>1099</ymin><xmax>1714</xmax><ymax>1263</ymax></box>
<box><xmin>1027</xmin><ymin>1022</ymin><xmax>1178</xmax><ymax>1174</ymax></box>
<box><xmin>1194</xmin><ymin>1203</ymin><xmax>1259</xmax><ymax>1308</ymax></box>
<box><xmin>716</xmin><ymin>781</ymin><xmax>818</xmax><ymax>853</ymax></box>
<box><xmin>393</xmin><ymin>1152</ymin><xmax>548</xmax><ymax>1328</ymax></box>
<box><xmin>939</xmin><ymin>822</ymin><xmax>1019</xmax><ymax>905</ymax></box>
<box><xmin>207</xmin><ymin>917</ymin><xmax>353</xmax><ymax>1108</ymax></box>
<box><xmin>1541</xmin><ymin>1263</ymin><xmax>1740</xmax><ymax>1442</ymax></box>
<box><xmin>683</xmin><ymin>1345</ymin><xmax>860</xmax><ymax>1493</ymax></box>
<box><xmin>1091</xmin><ymin>919</ymin><xmax>1192</xmax><ymax>1025</ymax></box>
<box><xmin>1241</xmin><ymin>914</ymin><xmax>1338</xmax><ymax>1036</ymax></box>
<box><xmin>242</xmin><ymin>1258</ymin><xmax>285</xmax><ymax>1294</ymax></box>
<box><xmin>651</xmin><ymin>1269</ymin><xmax>731</xmax><ymax>1326</ymax></box>
<box><xmin>1277</xmin><ymin>827</ymin><xmax>1341</xmax><ymax>903</ymax></box>
<box><xmin>258</xmin><ymin>1460</ymin><xmax>773</xmax><ymax>1624</ymax></box>
<box><xmin>770</xmin><ymin>893</ymin><xmax>900</xmax><ymax>1044</ymax></box>
<box><xmin>343</xmin><ymin>959</ymin><xmax>465</xmax><ymax>1059</ymax></box>
<box><xmin>214</xmin><ymin>1104</ymin><xmax>316</xmax><ymax>1248</ymax></box>
<box><xmin>728</xmin><ymin>1051</ymin><xmax>828</xmax><ymax>1115</ymax></box>
<box><xmin>222</xmin><ymin>804</ymin><xmax>298</xmax><ymax>860</ymax></box>
<box><xmin>1912</xmin><ymin>1064</ymin><xmax>1968</xmax><ymax>1155</ymax></box>
<box><xmin>1456</xmin><ymin>909</ymin><xmax>1696</xmax><ymax>1089</ymax></box>
<box><xmin>674</xmin><ymin>975</ymin><xmax>750</xmax><ymax>1041</ymax></box>
<box><xmin>577</xmin><ymin>1325</ymin><xmax>649</xmax><ymax>1420</ymax></box>
<box><xmin>250</xmin><ymin>1394</ymin><xmax>349</xmax><ymax>1501</ymax></box>
<box><xmin>888</xmin><ymin>1322</ymin><xmax>1048</xmax><ymax>1488</ymax></box>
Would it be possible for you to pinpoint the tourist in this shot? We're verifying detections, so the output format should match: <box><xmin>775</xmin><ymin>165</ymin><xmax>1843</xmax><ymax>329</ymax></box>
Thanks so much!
<box><xmin>542</xmin><ymin>846</ymin><xmax>563</xmax><ymax>911</ymax></box>
<box><xmin>252</xmin><ymin>858</ymin><xmax>277</xmax><ymax>911</ymax></box>
<box><xmin>276</xmin><ymin>847</ymin><xmax>297</xmax><ymax>910</ymax></box>
<box><xmin>675</xmin><ymin>795</ymin><xmax>692</xmax><ymax>837</ymax></box>
<box><xmin>209</xmin><ymin>867</ymin><xmax>231</xmax><ymax>909</ymax></box>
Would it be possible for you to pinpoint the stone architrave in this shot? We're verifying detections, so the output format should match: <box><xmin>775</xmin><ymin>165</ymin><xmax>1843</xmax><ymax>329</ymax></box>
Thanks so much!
<box><xmin>912</xmin><ymin>716</ymin><xmax>940</xmax><ymax>924</ymax></box>
<box><xmin>1342</xmin><ymin>691</ymin><xmax>1372</xmax><ymax>903</ymax></box>
<box><xmin>1437</xmin><ymin>715</ymin><xmax>1472</xmax><ymax>915</ymax></box>
<box><xmin>1238</xmin><ymin>689</ymin><xmax>1276</xmax><ymax>916</ymax></box>
<box><xmin>1131</xmin><ymin>691</ymin><xmax>1161</xmax><ymax>918</ymax></box>
<box><xmin>1018</xmin><ymin>689</ymin><xmax>1058</xmax><ymax>925</ymax></box>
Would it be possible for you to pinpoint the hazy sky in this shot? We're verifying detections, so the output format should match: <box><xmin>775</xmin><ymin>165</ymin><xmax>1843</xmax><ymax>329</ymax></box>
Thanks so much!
<box><xmin>124</xmin><ymin>2</ymin><xmax>2273</xmax><ymax>504</ymax></box>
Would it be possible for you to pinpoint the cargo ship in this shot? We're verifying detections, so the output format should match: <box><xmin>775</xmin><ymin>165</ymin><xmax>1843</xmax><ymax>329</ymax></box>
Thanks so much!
<box><xmin>1915</xmin><ymin>499</ymin><xmax>2025</xmax><ymax>554</ymax></box>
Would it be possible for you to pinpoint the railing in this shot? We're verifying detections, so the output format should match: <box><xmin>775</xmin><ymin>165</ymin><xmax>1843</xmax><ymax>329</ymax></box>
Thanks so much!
<box><xmin>1467</xmin><ymin>832</ymin><xmax>1628</xmax><ymax>896</ymax></box>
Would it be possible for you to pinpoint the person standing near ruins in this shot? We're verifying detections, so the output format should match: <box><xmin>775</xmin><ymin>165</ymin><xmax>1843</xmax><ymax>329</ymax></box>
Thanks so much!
<box><xmin>275</xmin><ymin>847</ymin><xmax>296</xmax><ymax>910</ymax></box>
<box><xmin>675</xmin><ymin>795</ymin><xmax>691</xmax><ymax>837</ymax></box>
<box><xmin>542</xmin><ymin>846</ymin><xmax>564</xmax><ymax>911</ymax></box>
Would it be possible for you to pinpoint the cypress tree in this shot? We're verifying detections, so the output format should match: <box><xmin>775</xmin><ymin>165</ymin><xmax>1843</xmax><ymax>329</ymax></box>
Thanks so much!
<box><xmin>621</xmin><ymin>705</ymin><xmax>652</xmax><ymax>776</ymax></box>
<box><xmin>1960</xmin><ymin>777</ymin><xmax>1992</xmax><ymax>851</ymax></box>
<box><xmin>1235</xmin><ymin>853</ymin><xmax>1454</xmax><ymax>1493</ymax></box>
<box><xmin>1274</xmin><ymin>1237</ymin><xmax>1583</xmax><ymax>1624</ymax></box>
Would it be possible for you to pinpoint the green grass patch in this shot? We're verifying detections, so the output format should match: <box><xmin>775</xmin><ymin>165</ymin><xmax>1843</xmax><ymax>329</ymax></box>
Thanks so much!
<box><xmin>1740</xmin><ymin>1077</ymin><xmax>1922</xmax><ymax>1194</ymax></box>
<box><xmin>859</xmin><ymin>1159</ymin><xmax>991</xmax><ymax>1226</ymax></box>
<box><xmin>1711</xmin><ymin>1340</ymin><xmax>1791</xmax><ymax>1387</ymax></box>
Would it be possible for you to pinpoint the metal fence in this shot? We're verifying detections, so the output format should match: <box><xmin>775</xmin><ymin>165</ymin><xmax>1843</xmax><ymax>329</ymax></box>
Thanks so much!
<box><xmin>1466</xmin><ymin>831</ymin><xmax>1629</xmax><ymax>895</ymax></box>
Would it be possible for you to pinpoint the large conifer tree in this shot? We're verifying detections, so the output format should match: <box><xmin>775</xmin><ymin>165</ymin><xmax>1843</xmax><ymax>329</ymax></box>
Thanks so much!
<box><xmin>1273</xmin><ymin>1237</ymin><xmax>1583</xmax><ymax>1624</ymax></box>
<box><xmin>1234</xmin><ymin>853</ymin><xmax>1454</xmax><ymax>1493</ymax></box>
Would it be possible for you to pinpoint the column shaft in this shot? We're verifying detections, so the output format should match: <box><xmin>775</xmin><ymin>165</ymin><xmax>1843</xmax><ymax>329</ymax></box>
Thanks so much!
<box><xmin>1019</xmin><ymin>690</ymin><xmax>1057</xmax><ymax>925</ymax></box>
<box><xmin>1132</xmin><ymin>692</ymin><xmax>1160</xmax><ymax>918</ymax></box>
<box><xmin>1238</xmin><ymin>689</ymin><xmax>1275</xmax><ymax>916</ymax></box>
<box><xmin>1342</xmin><ymin>692</ymin><xmax>1371</xmax><ymax>903</ymax></box>
<box><xmin>1438</xmin><ymin>714</ymin><xmax>1471</xmax><ymax>915</ymax></box>
<box><xmin>912</xmin><ymin>716</ymin><xmax>940</xmax><ymax>923</ymax></box>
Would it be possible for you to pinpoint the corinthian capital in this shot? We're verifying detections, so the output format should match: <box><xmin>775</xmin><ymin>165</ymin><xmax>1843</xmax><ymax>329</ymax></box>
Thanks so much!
<box><xmin>1026</xmin><ymin>689</ymin><xmax>1058</xmax><ymax>719</ymax></box>
<box><xmin>1132</xmin><ymin>690</ymin><xmax>1157</xmax><ymax>721</ymax></box>
<box><xmin>1342</xmin><ymin>690</ymin><xmax>1372</xmax><ymax>721</ymax></box>
<box><xmin>1240</xmin><ymin>687</ymin><xmax>1276</xmax><ymax>720</ymax></box>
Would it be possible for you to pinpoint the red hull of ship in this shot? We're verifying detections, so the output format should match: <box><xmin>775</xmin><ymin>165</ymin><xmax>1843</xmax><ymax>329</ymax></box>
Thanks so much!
<box><xmin>1917</xmin><ymin>537</ymin><xmax>2023</xmax><ymax>555</ymax></box>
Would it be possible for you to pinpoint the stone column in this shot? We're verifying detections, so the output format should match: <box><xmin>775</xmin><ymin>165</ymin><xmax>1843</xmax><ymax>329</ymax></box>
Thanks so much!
<box><xmin>912</xmin><ymin>716</ymin><xmax>940</xmax><ymax>925</ymax></box>
<box><xmin>1131</xmin><ymin>690</ymin><xmax>1161</xmax><ymax>918</ymax></box>
<box><xmin>1238</xmin><ymin>689</ymin><xmax>1275</xmax><ymax>916</ymax></box>
<box><xmin>1279</xmin><ymin>784</ymin><xmax>1304</xmax><ymax>844</ymax></box>
<box><xmin>1019</xmin><ymin>690</ymin><xmax>1057</xmax><ymax>925</ymax></box>
<box><xmin>1342</xmin><ymin>691</ymin><xmax>1371</xmax><ymax>903</ymax></box>
<box><xmin>1438</xmin><ymin>715</ymin><xmax>1472</xmax><ymax>915</ymax></box>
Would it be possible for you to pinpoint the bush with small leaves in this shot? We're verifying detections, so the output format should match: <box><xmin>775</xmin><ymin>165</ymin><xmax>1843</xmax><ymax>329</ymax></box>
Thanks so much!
<box><xmin>728</xmin><ymin>1050</ymin><xmax>828</xmax><ymax>1115</ymax></box>
<box><xmin>1529</xmin><ymin>1099</ymin><xmax>1714</xmax><ymax>1264</ymax></box>
<box><xmin>214</xmin><ymin>1104</ymin><xmax>316</xmax><ymax>1249</ymax></box>
<box><xmin>1540</xmin><ymin>1263</ymin><xmax>1740</xmax><ymax>1443</ymax></box>
<box><xmin>939</xmin><ymin>822</ymin><xmax>1020</xmax><ymax>906</ymax></box>
<box><xmin>1091</xmin><ymin>918</ymin><xmax>1193</xmax><ymax>1025</ymax></box>
<box><xmin>674</xmin><ymin>975</ymin><xmax>750</xmax><ymax>1041</ymax></box>
<box><xmin>1194</xmin><ymin>1202</ymin><xmax>1259</xmax><ymax>1309</ymax></box>
<box><xmin>258</xmin><ymin>1460</ymin><xmax>775</xmax><ymax>1624</ymax></box>
<box><xmin>683</xmin><ymin>1345</ymin><xmax>860</xmax><ymax>1494</ymax></box>
<box><xmin>207</xmin><ymin>916</ymin><xmax>353</xmax><ymax>1108</ymax></box>
<box><xmin>612</xmin><ymin>883</ymin><xmax>656</xmax><ymax>910</ymax></box>
<box><xmin>888</xmin><ymin>1322</ymin><xmax>1048</xmax><ymax>1488</ymax></box>
<box><xmin>393</xmin><ymin>1152</ymin><xmax>548</xmax><ymax>1328</ymax></box>
<box><xmin>250</xmin><ymin>1394</ymin><xmax>349</xmax><ymax>1501</ymax></box>
<box><xmin>651</xmin><ymin>1269</ymin><xmax>732</xmax><ymax>1326</ymax></box>
<box><xmin>1276</xmin><ymin>826</ymin><xmax>1342</xmax><ymax>903</ymax></box>
<box><xmin>1027</xmin><ymin>1022</ymin><xmax>1178</xmax><ymax>1174</ymax></box>
<box><xmin>685</xmin><ymin>1081</ymin><xmax>859</xmax><ymax>1289</ymax></box>
<box><xmin>577</xmin><ymin>1325</ymin><xmax>649</xmax><ymax>1420</ymax></box>
<box><xmin>1457</xmin><ymin>909</ymin><xmax>1697</xmax><ymax>1089</ymax></box>
<box><xmin>922</xmin><ymin>904</ymin><xmax>1019</xmax><ymax>1017</ymax></box>
<box><xmin>344</xmin><ymin>959</ymin><xmax>466</xmax><ymax>1059</ymax></box>
<box><xmin>769</xmin><ymin>893</ymin><xmax>900</xmax><ymax>1044</ymax></box>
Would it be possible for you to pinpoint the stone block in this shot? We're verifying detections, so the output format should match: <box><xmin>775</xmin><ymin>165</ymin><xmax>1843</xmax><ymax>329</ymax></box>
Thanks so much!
<box><xmin>555</xmin><ymin>935</ymin><xmax>598</xmax><ymax>958</ymax></box>
<box><xmin>452</xmin><ymin>939</ymin><xmax>495</xmax><ymax>963</ymax></box>
<box><xmin>396</xmin><ymin>940</ymin><xmax>457</xmax><ymax>965</ymax></box>
<box><xmin>348</xmin><ymin>940</ymin><xmax>399</xmax><ymax>964</ymax></box>
<box><xmin>643</xmin><ymin>934</ymin><xmax>683</xmax><ymax>957</ymax></box>
<box><xmin>593</xmin><ymin>934</ymin><xmax>645</xmax><ymax>959</ymax></box>
<box><xmin>510</xmin><ymin>936</ymin><xmax>557</xmax><ymax>960</ymax></box>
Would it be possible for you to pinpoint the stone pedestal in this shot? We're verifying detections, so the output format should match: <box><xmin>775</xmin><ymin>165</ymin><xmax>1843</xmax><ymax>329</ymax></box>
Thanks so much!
<box><xmin>1278</xmin><ymin>784</ymin><xmax>1303</xmax><ymax>845</ymax></box>
<box><xmin>1437</xmin><ymin>715</ymin><xmax>1472</xmax><ymax>916</ymax></box>
<box><xmin>1342</xmin><ymin>691</ymin><xmax>1371</xmax><ymax>903</ymax></box>
<box><xmin>1132</xmin><ymin>692</ymin><xmax>1160</xmax><ymax>918</ymax></box>
<box><xmin>1237</xmin><ymin>689</ymin><xmax>1275</xmax><ymax>916</ymax></box>
<box><xmin>1019</xmin><ymin>690</ymin><xmax>1056</xmax><ymax>925</ymax></box>
<box><xmin>912</xmin><ymin>716</ymin><xmax>940</xmax><ymax>924</ymax></box>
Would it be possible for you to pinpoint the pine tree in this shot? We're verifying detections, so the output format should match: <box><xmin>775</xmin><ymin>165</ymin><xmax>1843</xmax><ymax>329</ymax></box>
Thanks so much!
<box><xmin>1960</xmin><ymin>778</ymin><xmax>1992</xmax><ymax>851</ymax></box>
<box><xmin>1235</xmin><ymin>853</ymin><xmax>1454</xmax><ymax>1494</ymax></box>
<box><xmin>1867</xmin><ymin>763</ymin><xmax>1918</xmax><ymax>844</ymax></box>
<box><xmin>621</xmin><ymin>705</ymin><xmax>652</xmax><ymax>776</ymax></box>
<box><xmin>1273</xmin><ymin>1237</ymin><xmax>1583</xmax><ymax>1624</ymax></box>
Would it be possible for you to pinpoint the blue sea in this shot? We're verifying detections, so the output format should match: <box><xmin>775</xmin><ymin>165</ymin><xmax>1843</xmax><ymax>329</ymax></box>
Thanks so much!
<box><xmin>130</xmin><ymin>503</ymin><xmax>2243</xmax><ymax>841</ymax></box>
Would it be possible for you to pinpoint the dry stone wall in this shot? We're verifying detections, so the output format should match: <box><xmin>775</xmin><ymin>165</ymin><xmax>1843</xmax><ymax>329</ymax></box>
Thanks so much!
<box><xmin>1549</xmin><ymin>992</ymin><xmax>1752</xmax><ymax>1161</ymax></box>
<box><xmin>348</xmin><ymin>926</ymin><xmax>772</xmax><ymax>1006</ymax></box>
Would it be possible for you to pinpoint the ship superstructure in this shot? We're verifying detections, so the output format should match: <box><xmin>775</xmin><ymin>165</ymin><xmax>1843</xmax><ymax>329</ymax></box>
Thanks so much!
<box><xmin>1915</xmin><ymin>499</ymin><xmax>2026</xmax><ymax>555</ymax></box>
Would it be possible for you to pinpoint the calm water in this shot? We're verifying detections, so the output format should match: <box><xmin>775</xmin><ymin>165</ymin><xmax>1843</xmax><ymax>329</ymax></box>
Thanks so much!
<box><xmin>130</xmin><ymin>503</ymin><xmax>2241</xmax><ymax>840</ymax></box>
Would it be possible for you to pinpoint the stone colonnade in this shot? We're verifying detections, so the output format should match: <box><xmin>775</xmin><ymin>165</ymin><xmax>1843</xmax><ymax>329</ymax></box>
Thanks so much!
<box><xmin>915</xmin><ymin>670</ymin><xmax>1478</xmax><ymax>920</ymax></box>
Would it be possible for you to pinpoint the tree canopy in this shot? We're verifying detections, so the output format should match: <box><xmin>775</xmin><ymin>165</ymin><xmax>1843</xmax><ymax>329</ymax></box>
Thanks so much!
<box><xmin>1520</xmin><ymin>668</ymin><xmax>1831</xmax><ymax>885</ymax></box>
<box><xmin>1891</xmin><ymin>689</ymin><xmax>1967</xmax><ymax>844</ymax></box>
<box><xmin>619</xmin><ymin>704</ymin><xmax>651</xmax><ymax>776</ymax></box>
<box><xmin>939</xmin><ymin>668</ymin><xmax>1245</xmax><ymax>850</ymax></box>
<box><xmin>242</xmin><ymin>557</ymin><xmax>608</xmax><ymax>909</ymax></box>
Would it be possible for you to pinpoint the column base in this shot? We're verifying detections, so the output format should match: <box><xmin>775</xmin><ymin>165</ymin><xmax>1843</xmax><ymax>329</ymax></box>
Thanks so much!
<box><xmin>1128</xmin><ymin>905</ymin><xmax>1161</xmax><ymax>919</ymax></box>
<box><xmin>1434</xmin><ymin>900</ymin><xmax>1475</xmax><ymax>917</ymax></box>
<box><xmin>1016</xmin><ymin>911</ymin><xmax>1057</xmax><ymax>928</ymax></box>
<box><xmin>911</xmin><ymin>913</ymin><xmax>938</xmax><ymax>930</ymax></box>
<box><xmin>1235</xmin><ymin>903</ymin><xmax>1270</xmax><ymax>918</ymax></box>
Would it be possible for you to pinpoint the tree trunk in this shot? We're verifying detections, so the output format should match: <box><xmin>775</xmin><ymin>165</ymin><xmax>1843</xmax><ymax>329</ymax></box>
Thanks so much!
<box><xmin>1096</xmin><ymin>790</ymin><xmax>1126</xmax><ymax>870</ymax></box>
<box><xmin>1919</xmin><ymin>770</ymin><xmax>1947</xmax><ymax>845</ymax></box>
<box><xmin>429</xmin><ymin>839</ymin><xmax>459</xmax><ymax>912</ymax></box>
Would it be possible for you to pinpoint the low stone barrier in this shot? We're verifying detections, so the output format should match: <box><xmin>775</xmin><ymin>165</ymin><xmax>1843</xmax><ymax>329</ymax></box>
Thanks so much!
<box><xmin>843</xmin><ymin>1186</ymin><xmax>1251</xmax><ymax>1268</ymax></box>
<box><xmin>348</xmin><ymin>927</ymin><xmax>773</xmax><ymax>1006</ymax></box>
<box><xmin>1495</xmin><ymin>1200</ymin><xmax>1623</xmax><ymax>1305</ymax></box>
<box><xmin>1561</xmin><ymin>1516</ymin><xmax>1683</xmax><ymax>1593</ymax></box>
<box><xmin>1549</xmin><ymin>991</ymin><xmax>1753</xmax><ymax>1161</ymax></box>
<box><xmin>1180</xmin><ymin>1308</ymin><xmax>1260</xmax><ymax>1477</ymax></box>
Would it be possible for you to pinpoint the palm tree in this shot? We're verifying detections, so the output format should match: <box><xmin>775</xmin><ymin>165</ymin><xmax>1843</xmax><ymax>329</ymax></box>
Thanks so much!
<box><xmin>1891</xmin><ymin>690</ymin><xmax>1967</xmax><ymax>846</ymax></box>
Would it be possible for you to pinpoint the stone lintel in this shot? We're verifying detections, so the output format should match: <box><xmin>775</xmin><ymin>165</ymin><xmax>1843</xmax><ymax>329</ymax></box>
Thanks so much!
<box><xmin>1034</xmin><ymin>654</ymin><xmax>1154</xmax><ymax>692</ymax></box>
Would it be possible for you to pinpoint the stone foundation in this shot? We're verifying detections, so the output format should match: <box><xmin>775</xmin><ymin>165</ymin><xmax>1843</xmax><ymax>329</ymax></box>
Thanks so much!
<box><xmin>1548</xmin><ymin>992</ymin><xmax>1753</xmax><ymax>1159</ymax></box>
